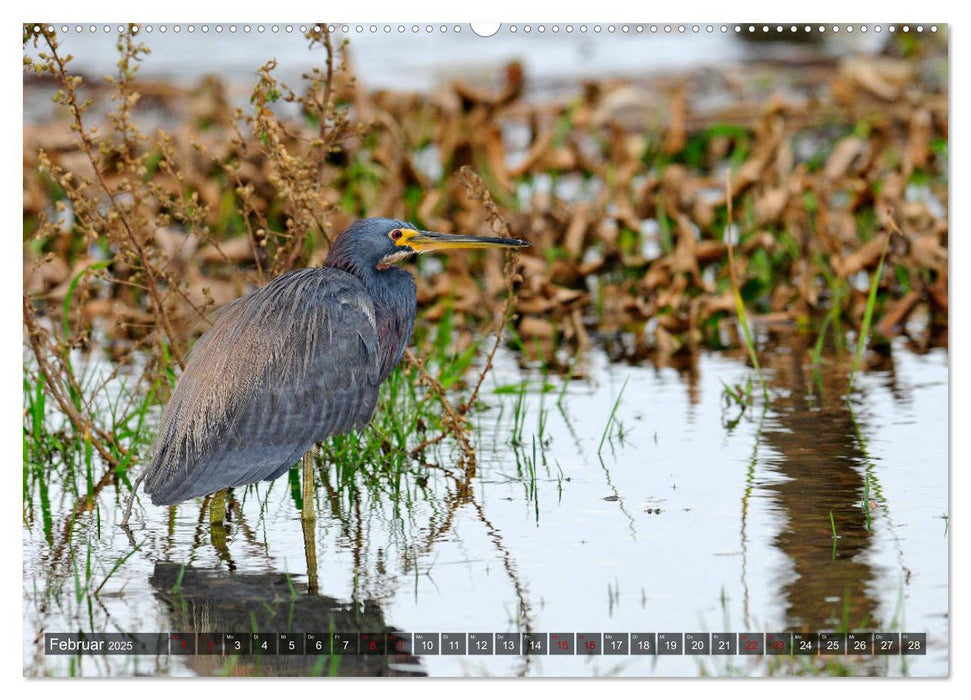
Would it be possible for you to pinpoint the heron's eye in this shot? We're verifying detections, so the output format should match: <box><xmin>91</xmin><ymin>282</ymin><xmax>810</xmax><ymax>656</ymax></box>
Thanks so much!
<box><xmin>390</xmin><ymin>229</ymin><xmax>403</xmax><ymax>241</ymax></box>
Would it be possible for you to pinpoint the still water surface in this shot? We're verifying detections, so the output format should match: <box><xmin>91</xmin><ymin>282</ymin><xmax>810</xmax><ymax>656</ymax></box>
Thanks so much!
<box><xmin>23</xmin><ymin>338</ymin><xmax>948</xmax><ymax>677</ymax></box>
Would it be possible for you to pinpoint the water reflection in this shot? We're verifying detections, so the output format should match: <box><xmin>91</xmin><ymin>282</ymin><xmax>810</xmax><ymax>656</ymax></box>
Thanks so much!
<box><xmin>23</xmin><ymin>339</ymin><xmax>947</xmax><ymax>677</ymax></box>
<box><xmin>756</xmin><ymin>332</ymin><xmax>911</xmax><ymax>637</ymax></box>
<box><xmin>309</xmin><ymin>452</ymin><xmax>538</xmax><ymax>674</ymax></box>
<box><xmin>149</xmin><ymin>563</ymin><xmax>424</xmax><ymax>677</ymax></box>
<box><xmin>762</xmin><ymin>334</ymin><xmax>877</xmax><ymax>631</ymax></box>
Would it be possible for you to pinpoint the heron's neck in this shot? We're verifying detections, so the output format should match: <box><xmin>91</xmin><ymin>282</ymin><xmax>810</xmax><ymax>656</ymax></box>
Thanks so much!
<box><xmin>324</xmin><ymin>255</ymin><xmax>417</xmax><ymax>381</ymax></box>
<box><xmin>323</xmin><ymin>255</ymin><xmax>410</xmax><ymax>307</ymax></box>
<box><xmin>368</xmin><ymin>268</ymin><xmax>417</xmax><ymax>381</ymax></box>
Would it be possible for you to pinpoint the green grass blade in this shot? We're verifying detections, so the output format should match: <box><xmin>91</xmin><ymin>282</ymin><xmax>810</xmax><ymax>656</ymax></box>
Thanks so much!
<box><xmin>598</xmin><ymin>377</ymin><xmax>629</xmax><ymax>457</ymax></box>
<box><xmin>848</xmin><ymin>235</ymin><xmax>891</xmax><ymax>391</ymax></box>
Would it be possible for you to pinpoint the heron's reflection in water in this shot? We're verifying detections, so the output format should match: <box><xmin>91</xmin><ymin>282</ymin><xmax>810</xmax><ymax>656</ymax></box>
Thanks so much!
<box><xmin>150</xmin><ymin>563</ymin><xmax>424</xmax><ymax>677</ymax></box>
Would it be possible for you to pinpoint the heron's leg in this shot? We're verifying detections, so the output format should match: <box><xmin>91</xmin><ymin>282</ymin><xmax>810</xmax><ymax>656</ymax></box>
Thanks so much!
<box><xmin>301</xmin><ymin>509</ymin><xmax>319</xmax><ymax>595</ymax></box>
<box><xmin>210</xmin><ymin>488</ymin><xmax>227</xmax><ymax>526</ymax></box>
<box><xmin>301</xmin><ymin>447</ymin><xmax>319</xmax><ymax>593</ymax></box>
<box><xmin>301</xmin><ymin>448</ymin><xmax>317</xmax><ymax>522</ymax></box>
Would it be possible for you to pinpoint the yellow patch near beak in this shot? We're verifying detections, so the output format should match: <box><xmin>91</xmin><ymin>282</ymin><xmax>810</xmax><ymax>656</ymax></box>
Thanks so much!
<box><xmin>391</xmin><ymin>228</ymin><xmax>422</xmax><ymax>248</ymax></box>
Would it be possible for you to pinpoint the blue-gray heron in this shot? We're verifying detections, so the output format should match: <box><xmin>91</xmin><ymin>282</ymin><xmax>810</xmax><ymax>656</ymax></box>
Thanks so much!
<box><xmin>128</xmin><ymin>218</ymin><xmax>528</xmax><ymax>523</ymax></box>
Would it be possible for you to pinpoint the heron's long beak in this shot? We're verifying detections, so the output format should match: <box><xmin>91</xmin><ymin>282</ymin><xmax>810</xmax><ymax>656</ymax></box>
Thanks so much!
<box><xmin>401</xmin><ymin>229</ymin><xmax>530</xmax><ymax>253</ymax></box>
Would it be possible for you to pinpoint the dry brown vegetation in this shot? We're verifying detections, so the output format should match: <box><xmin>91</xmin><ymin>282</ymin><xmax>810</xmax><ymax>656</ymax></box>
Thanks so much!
<box><xmin>23</xmin><ymin>26</ymin><xmax>947</xmax><ymax>387</ymax></box>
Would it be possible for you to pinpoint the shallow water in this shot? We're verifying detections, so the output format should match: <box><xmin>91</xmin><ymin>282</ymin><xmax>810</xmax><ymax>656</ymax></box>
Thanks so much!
<box><xmin>22</xmin><ymin>337</ymin><xmax>948</xmax><ymax>677</ymax></box>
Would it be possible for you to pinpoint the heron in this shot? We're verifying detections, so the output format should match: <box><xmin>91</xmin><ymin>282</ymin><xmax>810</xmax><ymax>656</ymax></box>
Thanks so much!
<box><xmin>126</xmin><ymin>218</ymin><xmax>528</xmax><ymax>524</ymax></box>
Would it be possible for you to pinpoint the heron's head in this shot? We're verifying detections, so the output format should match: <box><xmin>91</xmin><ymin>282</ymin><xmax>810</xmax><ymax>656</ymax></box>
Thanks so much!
<box><xmin>325</xmin><ymin>217</ymin><xmax>529</xmax><ymax>274</ymax></box>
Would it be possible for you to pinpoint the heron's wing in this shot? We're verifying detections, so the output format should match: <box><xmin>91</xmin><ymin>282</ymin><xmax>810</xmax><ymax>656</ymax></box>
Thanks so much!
<box><xmin>142</xmin><ymin>268</ymin><xmax>382</xmax><ymax>505</ymax></box>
